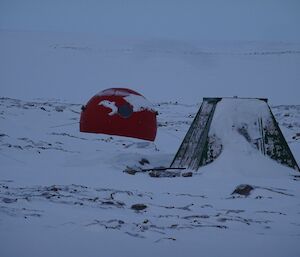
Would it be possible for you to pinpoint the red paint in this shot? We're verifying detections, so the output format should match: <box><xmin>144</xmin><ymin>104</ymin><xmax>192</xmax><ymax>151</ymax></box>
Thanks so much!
<box><xmin>80</xmin><ymin>88</ymin><xmax>157</xmax><ymax>141</ymax></box>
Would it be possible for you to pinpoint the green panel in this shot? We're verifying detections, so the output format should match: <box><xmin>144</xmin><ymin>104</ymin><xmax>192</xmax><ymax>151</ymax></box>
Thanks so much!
<box><xmin>264</xmin><ymin>106</ymin><xmax>299</xmax><ymax>171</ymax></box>
<box><xmin>170</xmin><ymin>98</ymin><xmax>220</xmax><ymax>170</ymax></box>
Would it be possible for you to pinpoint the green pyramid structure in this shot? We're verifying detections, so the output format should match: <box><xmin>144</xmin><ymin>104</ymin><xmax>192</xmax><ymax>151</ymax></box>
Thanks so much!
<box><xmin>171</xmin><ymin>97</ymin><xmax>299</xmax><ymax>171</ymax></box>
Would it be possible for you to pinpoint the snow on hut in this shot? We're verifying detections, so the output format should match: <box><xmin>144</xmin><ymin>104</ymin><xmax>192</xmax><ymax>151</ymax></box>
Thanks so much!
<box><xmin>80</xmin><ymin>88</ymin><xmax>157</xmax><ymax>141</ymax></box>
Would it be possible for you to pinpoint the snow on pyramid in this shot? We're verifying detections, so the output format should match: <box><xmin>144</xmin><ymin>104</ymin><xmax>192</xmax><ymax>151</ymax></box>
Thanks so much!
<box><xmin>171</xmin><ymin>97</ymin><xmax>299</xmax><ymax>171</ymax></box>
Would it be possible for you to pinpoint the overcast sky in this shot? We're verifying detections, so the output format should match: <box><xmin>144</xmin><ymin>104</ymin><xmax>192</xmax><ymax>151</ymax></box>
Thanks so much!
<box><xmin>1</xmin><ymin>0</ymin><xmax>300</xmax><ymax>42</ymax></box>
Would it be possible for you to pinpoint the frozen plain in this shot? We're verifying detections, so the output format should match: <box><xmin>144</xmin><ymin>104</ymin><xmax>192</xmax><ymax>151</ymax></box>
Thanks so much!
<box><xmin>0</xmin><ymin>31</ymin><xmax>300</xmax><ymax>257</ymax></box>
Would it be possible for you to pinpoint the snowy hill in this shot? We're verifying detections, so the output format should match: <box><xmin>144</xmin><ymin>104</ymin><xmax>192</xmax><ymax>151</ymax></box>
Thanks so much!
<box><xmin>1</xmin><ymin>97</ymin><xmax>299</xmax><ymax>257</ymax></box>
<box><xmin>1</xmin><ymin>30</ymin><xmax>300</xmax><ymax>104</ymax></box>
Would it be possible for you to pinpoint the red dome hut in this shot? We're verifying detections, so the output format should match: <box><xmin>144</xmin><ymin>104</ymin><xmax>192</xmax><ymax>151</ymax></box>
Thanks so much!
<box><xmin>80</xmin><ymin>88</ymin><xmax>157</xmax><ymax>141</ymax></box>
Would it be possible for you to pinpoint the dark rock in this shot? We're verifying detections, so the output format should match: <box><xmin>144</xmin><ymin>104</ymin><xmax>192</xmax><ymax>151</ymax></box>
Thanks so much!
<box><xmin>55</xmin><ymin>106</ymin><xmax>64</xmax><ymax>112</ymax></box>
<box><xmin>123</xmin><ymin>167</ymin><xmax>138</xmax><ymax>175</ymax></box>
<box><xmin>148</xmin><ymin>170</ymin><xmax>160</xmax><ymax>177</ymax></box>
<box><xmin>225</xmin><ymin>209</ymin><xmax>245</xmax><ymax>214</ymax></box>
<box><xmin>2</xmin><ymin>198</ymin><xmax>17</xmax><ymax>204</ymax></box>
<box><xmin>292</xmin><ymin>133</ymin><xmax>300</xmax><ymax>140</ymax></box>
<box><xmin>232</xmin><ymin>184</ymin><xmax>254</xmax><ymax>196</ymax></box>
<box><xmin>102</xmin><ymin>201</ymin><xmax>115</xmax><ymax>205</ymax></box>
<box><xmin>139</xmin><ymin>158</ymin><xmax>150</xmax><ymax>166</ymax></box>
<box><xmin>13</xmin><ymin>145</ymin><xmax>23</xmax><ymax>150</ymax></box>
<box><xmin>41</xmin><ymin>192</ymin><xmax>55</xmax><ymax>198</ymax></box>
<box><xmin>88</xmin><ymin>197</ymin><xmax>99</xmax><ymax>202</ymax></box>
<box><xmin>199</xmin><ymin>215</ymin><xmax>210</xmax><ymax>219</ymax></box>
<box><xmin>149</xmin><ymin>170</ymin><xmax>180</xmax><ymax>178</ymax></box>
<box><xmin>217</xmin><ymin>218</ymin><xmax>227</xmax><ymax>222</ymax></box>
<box><xmin>131</xmin><ymin>204</ymin><xmax>147</xmax><ymax>211</ymax></box>
<box><xmin>182</xmin><ymin>172</ymin><xmax>193</xmax><ymax>177</ymax></box>
<box><xmin>155</xmin><ymin>237</ymin><xmax>177</xmax><ymax>243</ymax></box>
<box><xmin>292</xmin><ymin>175</ymin><xmax>300</xmax><ymax>181</ymax></box>
<box><xmin>48</xmin><ymin>185</ymin><xmax>59</xmax><ymax>192</ymax></box>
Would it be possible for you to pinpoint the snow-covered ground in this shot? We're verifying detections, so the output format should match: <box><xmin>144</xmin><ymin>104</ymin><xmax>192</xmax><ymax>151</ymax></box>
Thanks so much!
<box><xmin>1</xmin><ymin>30</ymin><xmax>300</xmax><ymax>257</ymax></box>
<box><xmin>0</xmin><ymin>96</ymin><xmax>299</xmax><ymax>257</ymax></box>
